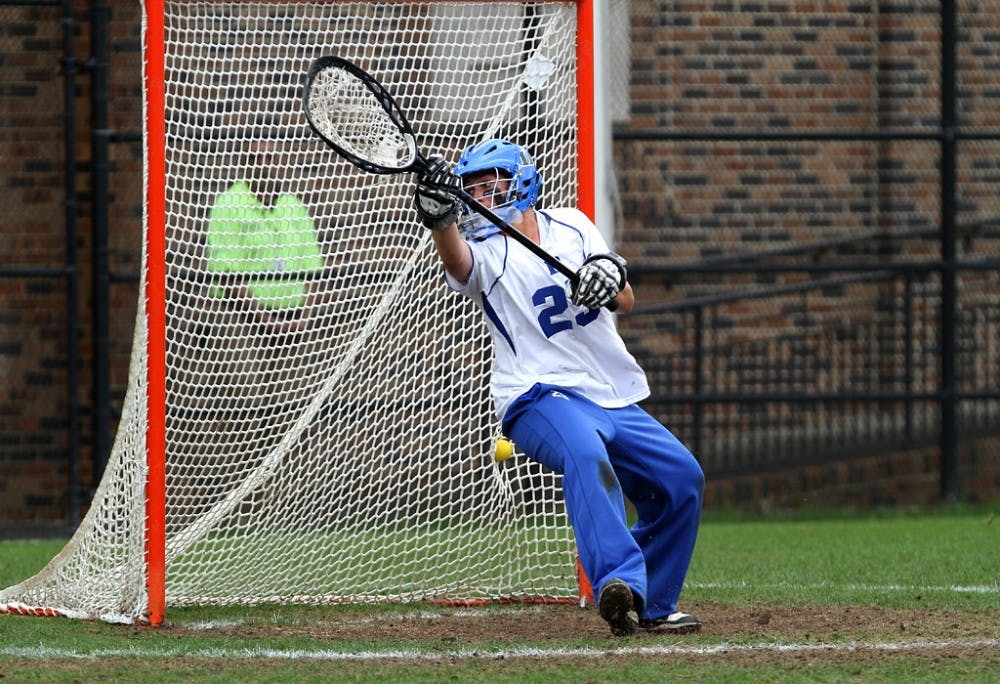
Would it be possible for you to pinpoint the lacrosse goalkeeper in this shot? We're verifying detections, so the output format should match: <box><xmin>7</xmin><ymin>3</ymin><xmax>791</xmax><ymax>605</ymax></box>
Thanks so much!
<box><xmin>414</xmin><ymin>139</ymin><xmax>705</xmax><ymax>637</ymax></box>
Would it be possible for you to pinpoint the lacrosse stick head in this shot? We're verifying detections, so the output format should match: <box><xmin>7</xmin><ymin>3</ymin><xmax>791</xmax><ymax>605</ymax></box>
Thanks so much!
<box><xmin>303</xmin><ymin>56</ymin><xmax>421</xmax><ymax>174</ymax></box>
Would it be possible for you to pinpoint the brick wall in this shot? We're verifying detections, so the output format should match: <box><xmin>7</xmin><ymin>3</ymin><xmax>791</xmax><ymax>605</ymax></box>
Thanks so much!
<box><xmin>618</xmin><ymin>0</ymin><xmax>999</xmax><ymax>282</ymax></box>
<box><xmin>0</xmin><ymin>2</ymin><xmax>142</xmax><ymax>527</ymax></box>
<box><xmin>104</xmin><ymin>2</ymin><xmax>144</xmax><ymax>425</ymax></box>
<box><xmin>1</xmin><ymin>2</ymin><xmax>997</xmax><ymax>525</ymax></box>
<box><xmin>1</xmin><ymin>4</ymin><xmax>76</xmax><ymax>526</ymax></box>
<box><xmin>615</xmin><ymin>1</ymin><xmax>1000</xmax><ymax>509</ymax></box>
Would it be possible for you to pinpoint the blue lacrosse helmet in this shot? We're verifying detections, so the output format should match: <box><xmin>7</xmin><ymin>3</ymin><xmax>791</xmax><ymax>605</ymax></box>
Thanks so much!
<box><xmin>454</xmin><ymin>139</ymin><xmax>541</xmax><ymax>240</ymax></box>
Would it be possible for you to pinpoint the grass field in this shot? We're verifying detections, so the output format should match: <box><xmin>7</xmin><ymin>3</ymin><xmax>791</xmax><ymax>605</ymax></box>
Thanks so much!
<box><xmin>1</xmin><ymin>506</ymin><xmax>998</xmax><ymax>682</ymax></box>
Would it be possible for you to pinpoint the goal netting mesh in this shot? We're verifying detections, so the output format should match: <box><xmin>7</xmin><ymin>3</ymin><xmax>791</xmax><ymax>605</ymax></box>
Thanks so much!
<box><xmin>1</xmin><ymin>0</ymin><xmax>584</xmax><ymax>624</ymax></box>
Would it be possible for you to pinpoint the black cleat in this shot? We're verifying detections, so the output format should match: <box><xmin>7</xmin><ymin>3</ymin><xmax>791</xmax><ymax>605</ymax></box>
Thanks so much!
<box><xmin>638</xmin><ymin>612</ymin><xmax>702</xmax><ymax>634</ymax></box>
<box><xmin>598</xmin><ymin>579</ymin><xmax>638</xmax><ymax>636</ymax></box>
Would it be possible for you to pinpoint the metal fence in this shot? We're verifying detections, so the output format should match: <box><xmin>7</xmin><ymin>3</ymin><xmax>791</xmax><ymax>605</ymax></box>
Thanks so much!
<box><xmin>622</xmin><ymin>262</ymin><xmax>1000</xmax><ymax>490</ymax></box>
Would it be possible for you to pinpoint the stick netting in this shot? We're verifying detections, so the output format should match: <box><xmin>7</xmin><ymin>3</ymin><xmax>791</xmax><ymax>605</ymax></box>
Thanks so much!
<box><xmin>304</xmin><ymin>59</ymin><xmax>418</xmax><ymax>171</ymax></box>
<box><xmin>1</xmin><ymin>0</ymin><xmax>582</xmax><ymax>624</ymax></box>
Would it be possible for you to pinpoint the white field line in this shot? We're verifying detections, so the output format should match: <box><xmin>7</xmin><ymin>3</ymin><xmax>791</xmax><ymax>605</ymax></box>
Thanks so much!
<box><xmin>688</xmin><ymin>581</ymin><xmax>1000</xmax><ymax>594</ymax></box>
<box><xmin>3</xmin><ymin>639</ymin><xmax>999</xmax><ymax>662</ymax></box>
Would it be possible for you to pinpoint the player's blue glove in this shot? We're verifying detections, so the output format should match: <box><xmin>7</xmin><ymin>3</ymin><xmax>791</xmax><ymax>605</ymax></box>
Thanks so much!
<box><xmin>414</xmin><ymin>155</ymin><xmax>461</xmax><ymax>232</ymax></box>
<box><xmin>572</xmin><ymin>252</ymin><xmax>628</xmax><ymax>309</ymax></box>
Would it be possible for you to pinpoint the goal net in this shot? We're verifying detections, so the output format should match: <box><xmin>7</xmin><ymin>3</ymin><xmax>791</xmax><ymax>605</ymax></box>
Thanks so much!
<box><xmin>1</xmin><ymin>0</ymin><xmax>592</xmax><ymax>624</ymax></box>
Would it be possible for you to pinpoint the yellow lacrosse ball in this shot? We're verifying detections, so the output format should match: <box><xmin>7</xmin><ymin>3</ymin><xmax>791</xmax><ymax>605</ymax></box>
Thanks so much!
<box><xmin>494</xmin><ymin>437</ymin><xmax>515</xmax><ymax>462</ymax></box>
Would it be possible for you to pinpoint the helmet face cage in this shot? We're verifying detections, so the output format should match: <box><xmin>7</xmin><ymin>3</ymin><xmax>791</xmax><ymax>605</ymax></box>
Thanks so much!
<box><xmin>455</xmin><ymin>139</ymin><xmax>541</xmax><ymax>240</ymax></box>
<box><xmin>462</xmin><ymin>169</ymin><xmax>511</xmax><ymax>209</ymax></box>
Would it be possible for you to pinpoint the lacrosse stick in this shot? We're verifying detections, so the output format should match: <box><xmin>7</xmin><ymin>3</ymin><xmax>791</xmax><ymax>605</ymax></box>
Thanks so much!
<box><xmin>302</xmin><ymin>55</ymin><xmax>609</xmax><ymax>304</ymax></box>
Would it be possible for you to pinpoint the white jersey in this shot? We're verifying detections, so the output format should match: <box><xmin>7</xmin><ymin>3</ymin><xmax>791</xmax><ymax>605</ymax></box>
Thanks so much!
<box><xmin>445</xmin><ymin>207</ymin><xmax>650</xmax><ymax>420</ymax></box>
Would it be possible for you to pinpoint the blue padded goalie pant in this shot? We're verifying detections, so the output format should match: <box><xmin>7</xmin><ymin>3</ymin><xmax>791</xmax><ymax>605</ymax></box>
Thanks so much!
<box><xmin>503</xmin><ymin>383</ymin><xmax>704</xmax><ymax>620</ymax></box>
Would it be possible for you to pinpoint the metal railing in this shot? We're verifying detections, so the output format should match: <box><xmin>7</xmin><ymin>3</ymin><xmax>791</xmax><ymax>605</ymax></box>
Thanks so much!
<box><xmin>622</xmin><ymin>258</ymin><xmax>1000</xmax><ymax>495</ymax></box>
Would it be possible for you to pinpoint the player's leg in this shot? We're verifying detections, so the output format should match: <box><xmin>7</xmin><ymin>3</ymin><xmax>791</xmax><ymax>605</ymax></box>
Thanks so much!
<box><xmin>505</xmin><ymin>388</ymin><xmax>648</xmax><ymax>613</ymax></box>
<box><xmin>605</xmin><ymin>405</ymin><xmax>703</xmax><ymax>621</ymax></box>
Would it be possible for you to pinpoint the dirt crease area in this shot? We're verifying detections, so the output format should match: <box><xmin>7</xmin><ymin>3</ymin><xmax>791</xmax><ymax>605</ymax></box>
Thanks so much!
<box><xmin>171</xmin><ymin>603</ymin><xmax>1000</xmax><ymax>664</ymax></box>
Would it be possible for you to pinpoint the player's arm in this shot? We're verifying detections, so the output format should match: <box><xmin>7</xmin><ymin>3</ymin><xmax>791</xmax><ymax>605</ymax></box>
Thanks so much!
<box><xmin>414</xmin><ymin>155</ymin><xmax>473</xmax><ymax>283</ymax></box>
<box><xmin>615</xmin><ymin>281</ymin><xmax>635</xmax><ymax>314</ymax></box>
<box><xmin>429</xmin><ymin>224</ymin><xmax>473</xmax><ymax>284</ymax></box>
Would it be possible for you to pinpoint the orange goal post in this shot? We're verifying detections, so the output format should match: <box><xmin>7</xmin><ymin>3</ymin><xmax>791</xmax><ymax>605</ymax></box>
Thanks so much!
<box><xmin>1</xmin><ymin>0</ymin><xmax>596</xmax><ymax>625</ymax></box>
